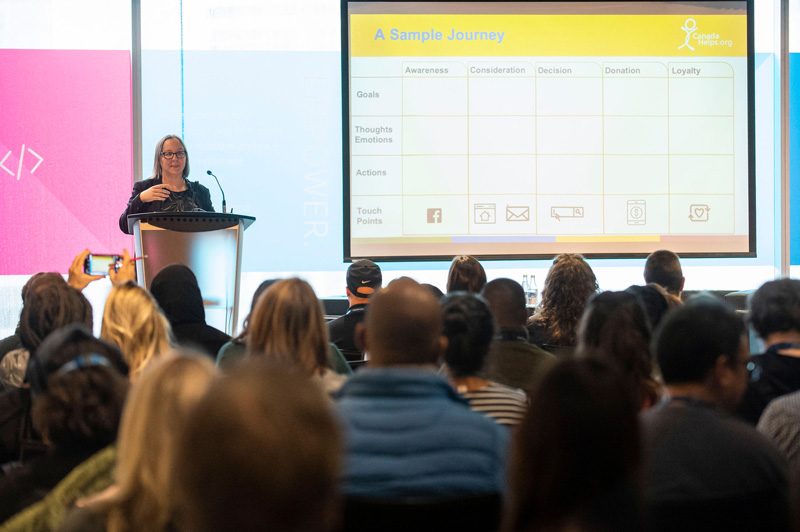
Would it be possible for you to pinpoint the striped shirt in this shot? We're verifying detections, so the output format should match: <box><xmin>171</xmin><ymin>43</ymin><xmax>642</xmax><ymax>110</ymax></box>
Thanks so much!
<box><xmin>757</xmin><ymin>390</ymin><xmax>800</xmax><ymax>469</ymax></box>
<box><xmin>459</xmin><ymin>382</ymin><xmax>528</xmax><ymax>427</ymax></box>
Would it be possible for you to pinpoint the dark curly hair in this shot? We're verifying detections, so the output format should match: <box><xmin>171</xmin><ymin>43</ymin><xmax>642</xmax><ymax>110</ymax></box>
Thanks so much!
<box><xmin>528</xmin><ymin>254</ymin><xmax>598</xmax><ymax>346</ymax></box>
<box><xmin>447</xmin><ymin>256</ymin><xmax>487</xmax><ymax>294</ymax></box>
<box><xmin>30</xmin><ymin>324</ymin><xmax>129</xmax><ymax>451</ymax></box>
<box><xmin>441</xmin><ymin>293</ymin><xmax>495</xmax><ymax>377</ymax></box>
<box><xmin>19</xmin><ymin>281</ymin><xmax>92</xmax><ymax>352</ymax></box>
<box><xmin>749</xmin><ymin>278</ymin><xmax>800</xmax><ymax>340</ymax></box>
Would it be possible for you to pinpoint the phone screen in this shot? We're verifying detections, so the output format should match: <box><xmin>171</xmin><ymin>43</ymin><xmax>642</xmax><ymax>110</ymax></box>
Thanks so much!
<box><xmin>84</xmin><ymin>254</ymin><xmax>121</xmax><ymax>276</ymax></box>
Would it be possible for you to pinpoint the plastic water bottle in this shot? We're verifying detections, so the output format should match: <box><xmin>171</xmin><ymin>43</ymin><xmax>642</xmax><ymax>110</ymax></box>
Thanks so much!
<box><xmin>522</xmin><ymin>274</ymin><xmax>530</xmax><ymax>296</ymax></box>
<box><xmin>528</xmin><ymin>274</ymin><xmax>539</xmax><ymax>308</ymax></box>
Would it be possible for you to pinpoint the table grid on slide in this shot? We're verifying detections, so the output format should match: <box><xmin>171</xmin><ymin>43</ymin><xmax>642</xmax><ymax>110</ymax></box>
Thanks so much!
<box><xmin>349</xmin><ymin>58</ymin><xmax>735</xmax><ymax>239</ymax></box>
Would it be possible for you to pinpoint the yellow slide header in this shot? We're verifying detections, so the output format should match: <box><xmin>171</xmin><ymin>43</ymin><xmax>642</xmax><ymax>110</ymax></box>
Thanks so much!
<box><xmin>350</xmin><ymin>14</ymin><xmax>746</xmax><ymax>57</ymax></box>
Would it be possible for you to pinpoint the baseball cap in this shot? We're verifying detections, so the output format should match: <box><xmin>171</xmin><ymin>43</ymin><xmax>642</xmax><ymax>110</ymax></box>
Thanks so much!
<box><xmin>347</xmin><ymin>260</ymin><xmax>382</xmax><ymax>297</ymax></box>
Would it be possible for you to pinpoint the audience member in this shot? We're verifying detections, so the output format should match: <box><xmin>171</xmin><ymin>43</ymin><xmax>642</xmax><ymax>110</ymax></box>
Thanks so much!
<box><xmin>0</xmin><ymin>324</ymin><xmax>128</xmax><ymax>524</ymax></box>
<box><xmin>625</xmin><ymin>283</ymin><xmax>672</xmax><ymax>330</ymax></box>
<box><xmin>246</xmin><ymin>278</ymin><xmax>347</xmax><ymax>393</ymax></box>
<box><xmin>0</xmin><ymin>273</ymin><xmax>65</xmax><ymax>372</ymax></box>
<box><xmin>447</xmin><ymin>255</ymin><xmax>487</xmax><ymax>293</ymax></box>
<box><xmin>577</xmin><ymin>291</ymin><xmax>661</xmax><ymax>409</ymax></box>
<box><xmin>480</xmin><ymin>278</ymin><xmax>556</xmax><ymax>395</ymax></box>
<box><xmin>100</xmin><ymin>281</ymin><xmax>172</xmax><ymax>380</ymax></box>
<box><xmin>215</xmin><ymin>279</ymin><xmax>276</xmax><ymax>370</ymax></box>
<box><xmin>336</xmin><ymin>278</ymin><xmax>507</xmax><ymax>497</ymax></box>
<box><xmin>504</xmin><ymin>359</ymin><xmax>644</xmax><ymax>532</ymax></box>
<box><xmin>328</xmin><ymin>260</ymin><xmax>382</xmax><ymax>360</ymax></box>
<box><xmin>643</xmin><ymin>250</ymin><xmax>684</xmax><ymax>297</ymax></box>
<box><xmin>758</xmin><ymin>390</ymin><xmax>800</xmax><ymax>470</ymax></box>
<box><xmin>0</xmin><ymin>280</ymin><xmax>93</xmax><ymax>467</ymax></box>
<box><xmin>737</xmin><ymin>278</ymin><xmax>800</xmax><ymax>424</ymax></box>
<box><xmin>441</xmin><ymin>292</ymin><xmax>528</xmax><ymax>427</ymax></box>
<box><xmin>149</xmin><ymin>264</ymin><xmax>230</xmax><ymax>359</ymax></box>
<box><xmin>1</xmin><ymin>275</ymin><xmax>90</xmax><ymax>391</ymax></box>
<box><xmin>172</xmin><ymin>362</ymin><xmax>341</xmax><ymax>532</ymax></box>
<box><xmin>643</xmin><ymin>300</ymin><xmax>789</xmax><ymax>532</ymax></box>
<box><xmin>56</xmin><ymin>353</ymin><xmax>217</xmax><ymax>532</ymax></box>
<box><xmin>527</xmin><ymin>253</ymin><xmax>598</xmax><ymax>349</ymax></box>
<box><xmin>422</xmin><ymin>283</ymin><xmax>445</xmax><ymax>300</ymax></box>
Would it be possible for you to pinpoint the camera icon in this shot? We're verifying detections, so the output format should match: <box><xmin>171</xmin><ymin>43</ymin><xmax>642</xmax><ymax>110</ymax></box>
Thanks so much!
<box><xmin>627</xmin><ymin>200</ymin><xmax>646</xmax><ymax>226</ymax></box>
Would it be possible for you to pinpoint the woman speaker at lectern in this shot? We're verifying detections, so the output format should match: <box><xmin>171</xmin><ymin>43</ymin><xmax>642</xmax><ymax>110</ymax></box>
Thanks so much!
<box><xmin>119</xmin><ymin>135</ymin><xmax>215</xmax><ymax>234</ymax></box>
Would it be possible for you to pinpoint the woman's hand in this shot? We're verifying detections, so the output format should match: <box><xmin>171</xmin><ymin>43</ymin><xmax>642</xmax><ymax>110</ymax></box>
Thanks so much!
<box><xmin>109</xmin><ymin>249</ymin><xmax>136</xmax><ymax>285</ymax></box>
<box><xmin>139</xmin><ymin>184</ymin><xmax>172</xmax><ymax>203</ymax></box>
<box><xmin>67</xmin><ymin>249</ymin><xmax>104</xmax><ymax>291</ymax></box>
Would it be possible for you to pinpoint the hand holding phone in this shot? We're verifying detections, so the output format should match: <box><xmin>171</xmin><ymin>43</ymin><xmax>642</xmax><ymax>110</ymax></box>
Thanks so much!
<box><xmin>68</xmin><ymin>249</ymin><xmax>107</xmax><ymax>291</ymax></box>
<box><xmin>109</xmin><ymin>249</ymin><xmax>136</xmax><ymax>285</ymax></box>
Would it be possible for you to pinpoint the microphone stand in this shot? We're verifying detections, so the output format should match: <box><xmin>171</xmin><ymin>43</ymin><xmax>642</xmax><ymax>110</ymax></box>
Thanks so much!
<box><xmin>206</xmin><ymin>170</ymin><xmax>227</xmax><ymax>213</ymax></box>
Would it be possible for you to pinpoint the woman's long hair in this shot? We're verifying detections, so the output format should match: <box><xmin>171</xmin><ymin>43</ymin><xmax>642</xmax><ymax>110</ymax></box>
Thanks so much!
<box><xmin>245</xmin><ymin>278</ymin><xmax>329</xmax><ymax>375</ymax></box>
<box><xmin>101</xmin><ymin>282</ymin><xmax>172</xmax><ymax>379</ymax></box>
<box><xmin>447</xmin><ymin>255</ymin><xmax>487</xmax><ymax>294</ymax></box>
<box><xmin>577</xmin><ymin>291</ymin><xmax>660</xmax><ymax>408</ymax></box>
<box><xmin>232</xmin><ymin>280</ymin><xmax>277</xmax><ymax>345</ymax></box>
<box><xmin>105</xmin><ymin>354</ymin><xmax>217</xmax><ymax>532</ymax></box>
<box><xmin>529</xmin><ymin>254</ymin><xmax>598</xmax><ymax>346</ymax></box>
<box><xmin>505</xmin><ymin>359</ymin><xmax>643</xmax><ymax>532</ymax></box>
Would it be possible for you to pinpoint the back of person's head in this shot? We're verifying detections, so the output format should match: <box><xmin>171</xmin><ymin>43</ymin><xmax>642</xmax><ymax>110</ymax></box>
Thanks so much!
<box><xmin>482</xmin><ymin>278</ymin><xmax>527</xmax><ymax>329</ymax></box>
<box><xmin>20</xmin><ymin>272</ymin><xmax>65</xmax><ymax>303</ymax></box>
<box><xmin>29</xmin><ymin>324</ymin><xmax>129</xmax><ymax>451</ymax></box>
<box><xmin>749</xmin><ymin>278</ymin><xmax>800</xmax><ymax>340</ymax></box>
<box><xmin>19</xmin><ymin>279</ymin><xmax>92</xmax><ymax>352</ymax></box>
<box><xmin>361</xmin><ymin>277</ymin><xmax>446</xmax><ymax>366</ymax></box>
<box><xmin>173</xmin><ymin>362</ymin><xmax>341</xmax><ymax>532</ymax></box>
<box><xmin>644</xmin><ymin>250</ymin><xmax>683</xmax><ymax>296</ymax></box>
<box><xmin>505</xmin><ymin>358</ymin><xmax>641</xmax><ymax>532</ymax></box>
<box><xmin>441</xmin><ymin>293</ymin><xmax>495</xmax><ymax>378</ymax></box>
<box><xmin>654</xmin><ymin>298</ymin><xmax>745</xmax><ymax>385</ymax></box>
<box><xmin>150</xmin><ymin>264</ymin><xmax>205</xmax><ymax>326</ymax></box>
<box><xmin>108</xmin><ymin>352</ymin><xmax>217</xmax><ymax>532</ymax></box>
<box><xmin>447</xmin><ymin>255</ymin><xmax>487</xmax><ymax>293</ymax></box>
<box><xmin>101</xmin><ymin>281</ymin><xmax>172</xmax><ymax>379</ymax></box>
<box><xmin>625</xmin><ymin>284</ymin><xmax>670</xmax><ymax>331</ymax></box>
<box><xmin>578</xmin><ymin>291</ymin><xmax>655</xmax><ymax>407</ymax></box>
<box><xmin>535</xmin><ymin>254</ymin><xmax>598</xmax><ymax>345</ymax></box>
<box><xmin>245</xmin><ymin>278</ymin><xmax>328</xmax><ymax>375</ymax></box>
<box><xmin>233</xmin><ymin>279</ymin><xmax>278</xmax><ymax>345</ymax></box>
<box><xmin>346</xmin><ymin>260</ymin><xmax>382</xmax><ymax>298</ymax></box>
<box><xmin>421</xmin><ymin>283</ymin><xmax>445</xmax><ymax>300</ymax></box>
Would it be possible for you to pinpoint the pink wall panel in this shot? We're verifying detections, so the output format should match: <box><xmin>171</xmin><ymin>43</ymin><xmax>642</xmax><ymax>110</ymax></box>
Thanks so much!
<box><xmin>0</xmin><ymin>49</ymin><xmax>133</xmax><ymax>274</ymax></box>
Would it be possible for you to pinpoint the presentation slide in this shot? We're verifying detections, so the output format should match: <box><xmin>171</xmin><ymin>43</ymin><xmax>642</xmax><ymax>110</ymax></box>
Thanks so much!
<box><xmin>343</xmin><ymin>1</ymin><xmax>755</xmax><ymax>260</ymax></box>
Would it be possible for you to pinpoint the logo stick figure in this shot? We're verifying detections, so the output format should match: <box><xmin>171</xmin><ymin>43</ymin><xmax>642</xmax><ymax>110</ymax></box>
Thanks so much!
<box><xmin>679</xmin><ymin>18</ymin><xmax>696</xmax><ymax>50</ymax></box>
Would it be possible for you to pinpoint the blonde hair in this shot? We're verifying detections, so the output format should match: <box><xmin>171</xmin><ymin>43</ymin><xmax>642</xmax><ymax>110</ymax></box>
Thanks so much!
<box><xmin>106</xmin><ymin>352</ymin><xmax>217</xmax><ymax>532</ymax></box>
<box><xmin>101</xmin><ymin>282</ymin><xmax>172</xmax><ymax>378</ymax></box>
<box><xmin>245</xmin><ymin>278</ymin><xmax>329</xmax><ymax>375</ymax></box>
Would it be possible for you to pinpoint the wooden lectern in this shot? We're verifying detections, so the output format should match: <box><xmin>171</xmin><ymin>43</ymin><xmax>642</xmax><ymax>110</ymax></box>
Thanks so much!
<box><xmin>127</xmin><ymin>212</ymin><xmax>256</xmax><ymax>335</ymax></box>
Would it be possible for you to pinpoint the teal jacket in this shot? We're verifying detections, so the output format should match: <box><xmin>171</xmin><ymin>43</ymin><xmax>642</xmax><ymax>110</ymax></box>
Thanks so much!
<box><xmin>335</xmin><ymin>368</ymin><xmax>508</xmax><ymax>498</ymax></box>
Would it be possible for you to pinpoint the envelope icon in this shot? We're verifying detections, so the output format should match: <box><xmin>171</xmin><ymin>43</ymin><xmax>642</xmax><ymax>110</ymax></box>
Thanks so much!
<box><xmin>506</xmin><ymin>206</ymin><xmax>530</xmax><ymax>222</ymax></box>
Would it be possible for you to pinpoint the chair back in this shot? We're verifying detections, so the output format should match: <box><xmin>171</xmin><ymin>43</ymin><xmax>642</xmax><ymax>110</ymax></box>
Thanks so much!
<box><xmin>343</xmin><ymin>492</ymin><xmax>502</xmax><ymax>532</ymax></box>
<box><xmin>648</xmin><ymin>489</ymin><xmax>791</xmax><ymax>532</ymax></box>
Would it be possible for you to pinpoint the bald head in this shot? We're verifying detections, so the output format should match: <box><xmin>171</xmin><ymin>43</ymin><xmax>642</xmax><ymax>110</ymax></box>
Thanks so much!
<box><xmin>360</xmin><ymin>278</ymin><xmax>446</xmax><ymax>366</ymax></box>
<box><xmin>482</xmin><ymin>278</ymin><xmax>527</xmax><ymax>329</ymax></box>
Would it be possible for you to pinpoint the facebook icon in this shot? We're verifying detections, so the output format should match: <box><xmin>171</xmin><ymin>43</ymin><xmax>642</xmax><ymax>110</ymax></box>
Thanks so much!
<box><xmin>427</xmin><ymin>208</ymin><xmax>442</xmax><ymax>224</ymax></box>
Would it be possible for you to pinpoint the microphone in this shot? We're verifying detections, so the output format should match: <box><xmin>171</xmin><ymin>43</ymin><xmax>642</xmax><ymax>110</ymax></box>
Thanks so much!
<box><xmin>206</xmin><ymin>170</ymin><xmax>227</xmax><ymax>213</ymax></box>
